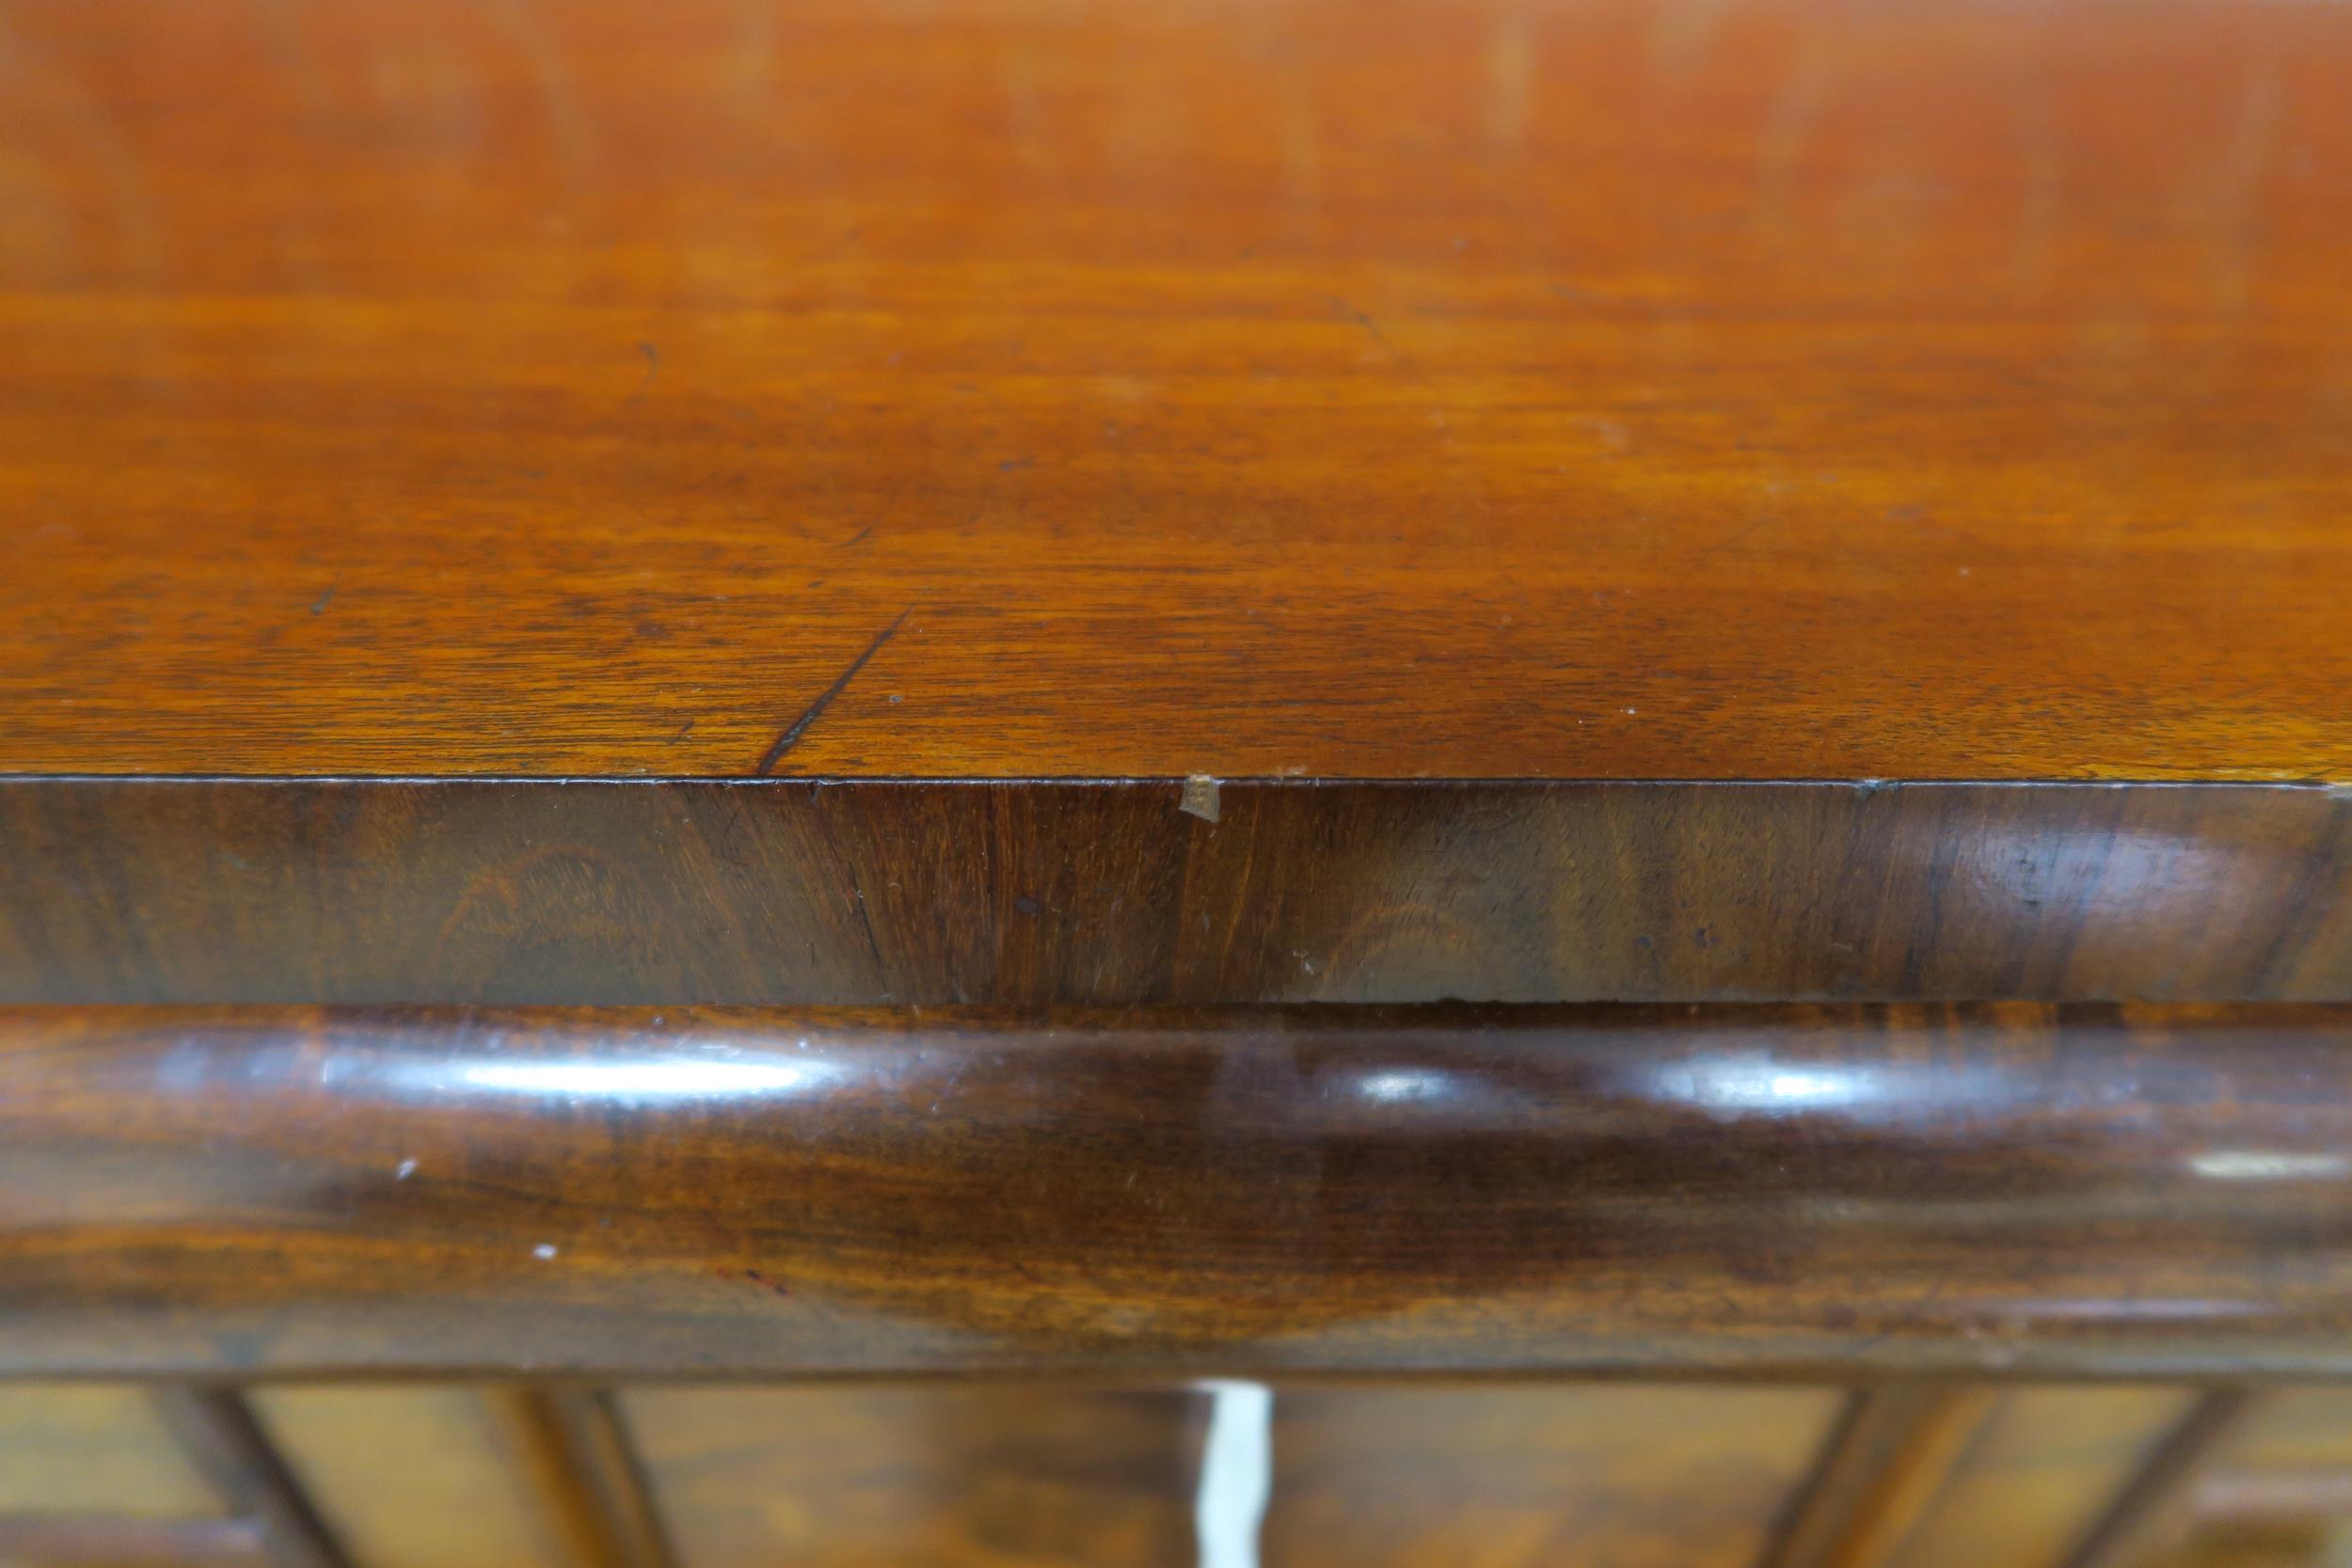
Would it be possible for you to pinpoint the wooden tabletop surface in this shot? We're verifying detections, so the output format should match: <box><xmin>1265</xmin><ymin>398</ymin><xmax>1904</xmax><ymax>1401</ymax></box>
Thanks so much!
<box><xmin>3</xmin><ymin>0</ymin><xmax>2347</xmax><ymax>782</ymax></box>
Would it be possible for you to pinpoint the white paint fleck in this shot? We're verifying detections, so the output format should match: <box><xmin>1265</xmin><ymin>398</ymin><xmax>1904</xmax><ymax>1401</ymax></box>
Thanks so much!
<box><xmin>395</xmin><ymin>1159</ymin><xmax>418</xmax><ymax>1180</ymax></box>
<box><xmin>1194</xmin><ymin>1380</ymin><xmax>1272</xmax><ymax>1568</ymax></box>
<box><xmin>1180</xmin><ymin>776</ymin><xmax>1222</xmax><ymax>824</ymax></box>
<box><xmin>534</xmin><ymin>1243</ymin><xmax>559</xmax><ymax>1260</ymax></box>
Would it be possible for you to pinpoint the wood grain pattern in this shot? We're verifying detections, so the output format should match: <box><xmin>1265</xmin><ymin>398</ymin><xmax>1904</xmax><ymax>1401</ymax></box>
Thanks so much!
<box><xmin>5</xmin><ymin>779</ymin><xmax>2347</xmax><ymax>1006</ymax></box>
<box><xmin>6</xmin><ymin>1004</ymin><xmax>2352</xmax><ymax>1380</ymax></box>
<box><xmin>1</xmin><ymin>0</ymin><xmax>2348</xmax><ymax>781</ymax></box>
<box><xmin>1262</xmin><ymin>1386</ymin><xmax>1837</xmax><ymax>1568</ymax></box>
<box><xmin>624</xmin><ymin>1387</ymin><xmax>1207</xmax><ymax>1568</ymax></box>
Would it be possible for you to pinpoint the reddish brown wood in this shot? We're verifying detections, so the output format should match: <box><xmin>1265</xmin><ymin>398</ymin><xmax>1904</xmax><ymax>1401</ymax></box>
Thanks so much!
<box><xmin>3</xmin><ymin>779</ymin><xmax>2346</xmax><ymax>1006</ymax></box>
<box><xmin>4</xmin><ymin>1004</ymin><xmax>2352</xmax><ymax>1381</ymax></box>
<box><xmin>0</xmin><ymin>0</ymin><xmax>2347</xmax><ymax>783</ymax></box>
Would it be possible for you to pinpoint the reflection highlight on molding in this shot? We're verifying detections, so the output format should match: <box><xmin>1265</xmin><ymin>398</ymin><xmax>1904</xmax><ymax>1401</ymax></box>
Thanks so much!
<box><xmin>2188</xmin><ymin>1150</ymin><xmax>2350</xmax><ymax>1181</ymax></box>
<box><xmin>445</xmin><ymin>1054</ymin><xmax>846</xmax><ymax>1102</ymax></box>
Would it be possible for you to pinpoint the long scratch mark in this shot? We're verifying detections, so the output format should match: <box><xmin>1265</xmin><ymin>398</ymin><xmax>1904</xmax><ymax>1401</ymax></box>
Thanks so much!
<box><xmin>754</xmin><ymin>608</ymin><xmax>913</xmax><ymax>775</ymax></box>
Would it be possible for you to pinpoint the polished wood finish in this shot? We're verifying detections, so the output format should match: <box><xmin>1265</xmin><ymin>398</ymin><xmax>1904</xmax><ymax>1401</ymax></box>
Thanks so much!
<box><xmin>8</xmin><ymin>0</ymin><xmax>2349</xmax><ymax>1557</ymax></box>
<box><xmin>5</xmin><ymin>1004</ymin><xmax>2352</xmax><ymax>1380</ymax></box>
<box><xmin>2</xmin><ymin>0</ymin><xmax>2350</xmax><ymax>784</ymax></box>
<box><xmin>5</xmin><ymin>780</ymin><xmax>2348</xmax><ymax>1006</ymax></box>
<box><xmin>1761</xmin><ymin>1388</ymin><xmax>1996</xmax><ymax>1568</ymax></box>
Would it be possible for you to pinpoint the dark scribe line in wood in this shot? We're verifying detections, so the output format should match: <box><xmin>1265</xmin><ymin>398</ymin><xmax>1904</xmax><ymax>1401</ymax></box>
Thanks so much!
<box><xmin>5</xmin><ymin>1004</ymin><xmax>2351</xmax><ymax>1382</ymax></box>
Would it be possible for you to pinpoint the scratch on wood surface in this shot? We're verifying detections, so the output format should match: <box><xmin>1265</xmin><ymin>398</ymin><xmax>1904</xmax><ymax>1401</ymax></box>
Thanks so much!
<box><xmin>754</xmin><ymin>608</ymin><xmax>912</xmax><ymax>775</ymax></box>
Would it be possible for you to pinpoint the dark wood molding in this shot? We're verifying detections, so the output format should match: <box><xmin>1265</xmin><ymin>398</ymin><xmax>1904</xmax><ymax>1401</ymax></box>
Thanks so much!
<box><xmin>4</xmin><ymin>1005</ymin><xmax>2349</xmax><ymax>1380</ymax></box>
<box><xmin>5</xmin><ymin>779</ymin><xmax>2346</xmax><ymax>1006</ymax></box>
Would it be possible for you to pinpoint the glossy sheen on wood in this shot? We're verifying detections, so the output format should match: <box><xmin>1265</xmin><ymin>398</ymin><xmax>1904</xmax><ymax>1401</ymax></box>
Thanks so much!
<box><xmin>3</xmin><ymin>0</ymin><xmax>2350</xmax><ymax>781</ymax></box>
<box><xmin>5</xmin><ymin>780</ymin><xmax>2348</xmax><ymax>1006</ymax></box>
<box><xmin>7</xmin><ymin>1004</ymin><xmax>2352</xmax><ymax>1380</ymax></box>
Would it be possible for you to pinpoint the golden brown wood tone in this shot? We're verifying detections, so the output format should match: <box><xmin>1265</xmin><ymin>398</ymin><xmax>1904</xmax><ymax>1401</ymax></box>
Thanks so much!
<box><xmin>0</xmin><ymin>1385</ymin><xmax>225</xmax><ymax>1519</ymax></box>
<box><xmin>149</xmin><ymin>1390</ymin><xmax>353</xmax><ymax>1568</ymax></box>
<box><xmin>254</xmin><ymin>1388</ymin><xmax>583</xmax><ymax>1568</ymax></box>
<box><xmin>1759</xmin><ymin>1388</ymin><xmax>1996</xmax><ymax>1568</ymax></box>
<box><xmin>625</xmin><ymin>1387</ymin><xmax>1209</xmax><ymax>1568</ymax></box>
<box><xmin>1874</xmin><ymin>1387</ymin><xmax>2196</xmax><ymax>1568</ymax></box>
<box><xmin>6</xmin><ymin>1004</ymin><xmax>2352</xmax><ymax>1381</ymax></box>
<box><xmin>2</xmin><ymin>0</ymin><xmax>2348</xmax><ymax>782</ymax></box>
<box><xmin>2062</xmin><ymin>1393</ymin><xmax>2262</xmax><ymax>1568</ymax></box>
<box><xmin>501</xmin><ymin>1391</ymin><xmax>679</xmax><ymax>1568</ymax></box>
<box><xmin>1263</xmin><ymin>1386</ymin><xmax>1837</xmax><ymax>1568</ymax></box>
<box><xmin>5</xmin><ymin>780</ymin><xmax>2348</xmax><ymax>1006</ymax></box>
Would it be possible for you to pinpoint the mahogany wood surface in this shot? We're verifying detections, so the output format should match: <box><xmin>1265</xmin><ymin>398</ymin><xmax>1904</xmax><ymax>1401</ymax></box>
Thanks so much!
<box><xmin>1</xmin><ymin>0</ymin><xmax>2348</xmax><ymax>784</ymax></box>
<box><xmin>5</xmin><ymin>780</ymin><xmax>2347</xmax><ymax>1006</ymax></box>
<box><xmin>7</xmin><ymin>1002</ymin><xmax>2352</xmax><ymax>1381</ymax></box>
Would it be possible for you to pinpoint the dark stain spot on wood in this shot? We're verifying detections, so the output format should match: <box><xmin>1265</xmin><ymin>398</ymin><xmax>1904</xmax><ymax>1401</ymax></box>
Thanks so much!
<box><xmin>1014</xmin><ymin>895</ymin><xmax>1041</xmax><ymax>916</ymax></box>
<box><xmin>623</xmin><ymin>341</ymin><xmax>659</xmax><ymax>409</ymax></box>
<box><xmin>309</xmin><ymin>582</ymin><xmax>337</xmax><ymax>616</ymax></box>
